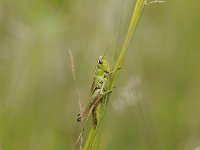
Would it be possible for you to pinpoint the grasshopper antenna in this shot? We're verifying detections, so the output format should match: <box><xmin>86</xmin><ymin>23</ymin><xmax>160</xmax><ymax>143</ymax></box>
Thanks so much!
<box><xmin>102</xmin><ymin>47</ymin><xmax>110</xmax><ymax>58</ymax></box>
<box><xmin>68</xmin><ymin>49</ymin><xmax>83</xmax><ymax>150</ymax></box>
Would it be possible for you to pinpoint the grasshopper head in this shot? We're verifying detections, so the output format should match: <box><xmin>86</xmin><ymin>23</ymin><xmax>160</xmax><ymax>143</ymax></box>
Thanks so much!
<box><xmin>97</xmin><ymin>55</ymin><xmax>110</xmax><ymax>73</ymax></box>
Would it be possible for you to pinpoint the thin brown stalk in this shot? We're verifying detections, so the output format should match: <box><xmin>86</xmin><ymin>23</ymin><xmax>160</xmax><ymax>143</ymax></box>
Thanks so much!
<box><xmin>68</xmin><ymin>49</ymin><xmax>83</xmax><ymax>150</ymax></box>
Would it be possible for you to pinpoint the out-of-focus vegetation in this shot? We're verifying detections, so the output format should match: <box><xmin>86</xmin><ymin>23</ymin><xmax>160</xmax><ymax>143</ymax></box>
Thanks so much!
<box><xmin>0</xmin><ymin>0</ymin><xmax>200</xmax><ymax>150</ymax></box>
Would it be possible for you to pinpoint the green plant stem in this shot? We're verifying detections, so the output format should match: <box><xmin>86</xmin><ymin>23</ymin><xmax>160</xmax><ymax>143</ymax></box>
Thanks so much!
<box><xmin>84</xmin><ymin>128</ymin><xmax>95</xmax><ymax>150</ymax></box>
<box><xmin>83</xmin><ymin>0</ymin><xmax>145</xmax><ymax>149</ymax></box>
<box><xmin>110</xmin><ymin>0</ymin><xmax>145</xmax><ymax>89</ymax></box>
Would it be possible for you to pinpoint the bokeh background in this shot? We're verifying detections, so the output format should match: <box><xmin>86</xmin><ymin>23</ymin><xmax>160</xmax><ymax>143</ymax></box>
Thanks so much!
<box><xmin>1</xmin><ymin>0</ymin><xmax>200</xmax><ymax>150</ymax></box>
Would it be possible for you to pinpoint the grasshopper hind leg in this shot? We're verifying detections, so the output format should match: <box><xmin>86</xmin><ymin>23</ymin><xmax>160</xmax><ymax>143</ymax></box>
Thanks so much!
<box><xmin>77</xmin><ymin>89</ymin><xmax>112</xmax><ymax>125</ymax></box>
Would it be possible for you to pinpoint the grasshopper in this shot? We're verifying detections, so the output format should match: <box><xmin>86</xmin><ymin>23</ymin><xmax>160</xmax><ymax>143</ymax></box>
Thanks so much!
<box><xmin>77</xmin><ymin>55</ymin><xmax>113</xmax><ymax>129</ymax></box>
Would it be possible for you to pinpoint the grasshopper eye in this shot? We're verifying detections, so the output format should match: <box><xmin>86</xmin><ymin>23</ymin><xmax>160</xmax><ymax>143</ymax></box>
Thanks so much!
<box><xmin>98</xmin><ymin>59</ymin><xmax>103</xmax><ymax>64</ymax></box>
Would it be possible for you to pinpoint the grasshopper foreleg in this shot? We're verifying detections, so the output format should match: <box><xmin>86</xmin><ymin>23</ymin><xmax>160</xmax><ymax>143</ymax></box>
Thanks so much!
<box><xmin>105</xmin><ymin>67</ymin><xmax>121</xmax><ymax>78</ymax></box>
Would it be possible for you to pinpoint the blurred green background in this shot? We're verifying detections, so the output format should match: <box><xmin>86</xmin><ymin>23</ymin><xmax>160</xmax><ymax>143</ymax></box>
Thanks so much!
<box><xmin>1</xmin><ymin>0</ymin><xmax>200</xmax><ymax>150</ymax></box>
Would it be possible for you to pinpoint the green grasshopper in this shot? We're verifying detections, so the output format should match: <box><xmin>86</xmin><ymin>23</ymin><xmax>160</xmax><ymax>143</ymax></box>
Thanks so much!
<box><xmin>77</xmin><ymin>55</ymin><xmax>113</xmax><ymax>129</ymax></box>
